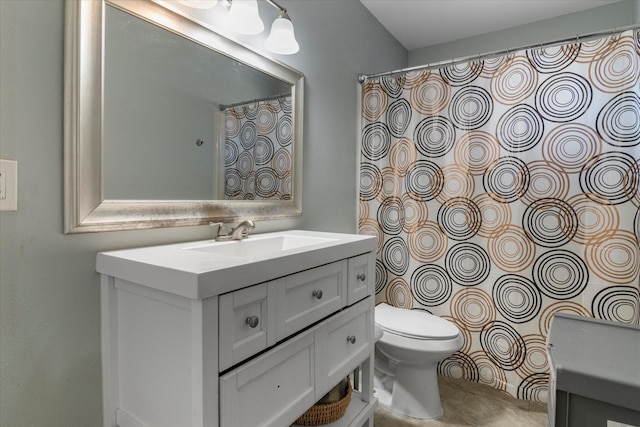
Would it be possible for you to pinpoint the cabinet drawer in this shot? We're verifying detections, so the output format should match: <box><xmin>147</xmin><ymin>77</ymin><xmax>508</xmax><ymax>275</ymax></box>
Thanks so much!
<box><xmin>219</xmin><ymin>281</ymin><xmax>279</xmax><ymax>372</ymax></box>
<box><xmin>278</xmin><ymin>261</ymin><xmax>347</xmax><ymax>339</ymax></box>
<box><xmin>323</xmin><ymin>298</ymin><xmax>371</xmax><ymax>388</ymax></box>
<box><xmin>219</xmin><ymin>329</ymin><xmax>316</xmax><ymax>427</ymax></box>
<box><xmin>347</xmin><ymin>254</ymin><xmax>372</xmax><ymax>306</ymax></box>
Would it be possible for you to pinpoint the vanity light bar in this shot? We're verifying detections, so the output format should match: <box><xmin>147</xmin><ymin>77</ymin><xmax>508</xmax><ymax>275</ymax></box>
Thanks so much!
<box><xmin>183</xmin><ymin>0</ymin><xmax>300</xmax><ymax>54</ymax></box>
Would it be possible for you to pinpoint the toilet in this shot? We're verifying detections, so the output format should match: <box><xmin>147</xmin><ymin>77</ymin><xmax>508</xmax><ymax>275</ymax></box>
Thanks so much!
<box><xmin>373</xmin><ymin>303</ymin><xmax>463</xmax><ymax>419</ymax></box>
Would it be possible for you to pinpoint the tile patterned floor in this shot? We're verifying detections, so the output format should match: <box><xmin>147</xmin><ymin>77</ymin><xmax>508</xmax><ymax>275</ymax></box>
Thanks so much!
<box><xmin>374</xmin><ymin>376</ymin><xmax>548</xmax><ymax>427</ymax></box>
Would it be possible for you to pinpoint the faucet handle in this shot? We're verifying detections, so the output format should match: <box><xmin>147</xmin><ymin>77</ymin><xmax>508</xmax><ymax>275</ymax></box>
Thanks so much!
<box><xmin>209</xmin><ymin>222</ymin><xmax>227</xmax><ymax>238</ymax></box>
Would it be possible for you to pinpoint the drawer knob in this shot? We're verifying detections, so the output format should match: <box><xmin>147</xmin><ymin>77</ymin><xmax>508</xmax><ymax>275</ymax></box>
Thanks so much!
<box><xmin>357</xmin><ymin>274</ymin><xmax>366</xmax><ymax>281</ymax></box>
<box><xmin>312</xmin><ymin>289</ymin><xmax>323</xmax><ymax>299</ymax></box>
<box><xmin>245</xmin><ymin>316</ymin><xmax>260</xmax><ymax>328</ymax></box>
<box><xmin>347</xmin><ymin>335</ymin><xmax>357</xmax><ymax>344</ymax></box>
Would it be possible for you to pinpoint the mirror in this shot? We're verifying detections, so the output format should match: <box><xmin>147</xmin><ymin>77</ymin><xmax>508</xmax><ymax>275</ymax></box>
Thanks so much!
<box><xmin>64</xmin><ymin>0</ymin><xmax>304</xmax><ymax>233</ymax></box>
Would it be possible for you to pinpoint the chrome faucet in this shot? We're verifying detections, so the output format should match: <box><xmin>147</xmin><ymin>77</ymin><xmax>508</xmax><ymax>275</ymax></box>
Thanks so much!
<box><xmin>229</xmin><ymin>219</ymin><xmax>255</xmax><ymax>240</ymax></box>
<box><xmin>210</xmin><ymin>220</ymin><xmax>255</xmax><ymax>241</ymax></box>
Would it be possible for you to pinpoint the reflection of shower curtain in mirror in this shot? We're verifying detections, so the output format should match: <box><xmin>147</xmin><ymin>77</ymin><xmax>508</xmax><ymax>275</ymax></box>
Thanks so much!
<box><xmin>224</xmin><ymin>96</ymin><xmax>293</xmax><ymax>200</ymax></box>
<box><xmin>359</xmin><ymin>30</ymin><xmax>640</xmax><ymax>402</ymax></box>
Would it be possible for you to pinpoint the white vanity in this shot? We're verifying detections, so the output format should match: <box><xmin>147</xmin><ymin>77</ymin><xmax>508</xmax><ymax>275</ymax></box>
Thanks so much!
<box><xmin>97</xmin><ymin>230</ymin><xmax>378</xmax><ymax>427</ymax></box>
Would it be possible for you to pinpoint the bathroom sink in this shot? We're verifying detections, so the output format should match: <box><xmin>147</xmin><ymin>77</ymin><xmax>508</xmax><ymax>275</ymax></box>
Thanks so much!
<box><xmin>97</xmin><ymin>229</ymin><xmax>376</xmax><ymax>299</ymax></box>
<box><xmin>184</xmin><ymin>234</ymin><xmax>338</xmax><ymax>259</ymax></box>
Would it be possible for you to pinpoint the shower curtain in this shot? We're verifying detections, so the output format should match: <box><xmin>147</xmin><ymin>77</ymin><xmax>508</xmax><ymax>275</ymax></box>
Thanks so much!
<box><xmin>224</xmin><ymin>96</ymin><xmax>293</xmax><ymax>200</ymax></box>
<box><xmin>358</xmin><ymin>30</ymin><xmax>640</xmax><ymax>402</ymax></box>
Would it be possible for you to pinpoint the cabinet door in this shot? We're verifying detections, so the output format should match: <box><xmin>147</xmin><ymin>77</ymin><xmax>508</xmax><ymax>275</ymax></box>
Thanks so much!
<box><xmin>219</xmin><ymin>329</ymin><xmax>316</xmax><ymax>427</ymax></box>
<box><xmin>277</xmin><ymin>260</ymin><xmax>347</xmax><ymax>340</ymax></box>
<box><xmin>219</xmin><ymin>280</ymin><xmax>279</xmax><ymax>372</ymax></box>
<box><xmin>322</xmin><ymin>298</ymin><xmax>371</xmax><ymax>390</ymax></box>
<box><xmin>347</xmin><ymin>253</ymin><xmax>372</xmax><ymax>306</ymax></box>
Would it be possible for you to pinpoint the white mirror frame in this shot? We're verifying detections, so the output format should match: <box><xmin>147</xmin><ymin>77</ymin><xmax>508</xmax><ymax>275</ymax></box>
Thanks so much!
<box><xmin>64</xmin><ymin>0</ymin><xmax>304</xmax><ymax>233</ymax></box>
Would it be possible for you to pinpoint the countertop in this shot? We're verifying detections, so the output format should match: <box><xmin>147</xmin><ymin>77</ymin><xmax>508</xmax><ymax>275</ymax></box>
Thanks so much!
<box><xmin>97</xmin><ymin>230</ymin><xmax>377</xmax><ymax>300</ymax></box>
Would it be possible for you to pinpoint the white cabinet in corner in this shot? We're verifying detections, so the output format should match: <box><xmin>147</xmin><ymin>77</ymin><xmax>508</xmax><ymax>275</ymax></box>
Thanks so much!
<box><xmin>97</xmin><ymin>230</ymin><xmax>377</xmax><ymax>427</ymax></box>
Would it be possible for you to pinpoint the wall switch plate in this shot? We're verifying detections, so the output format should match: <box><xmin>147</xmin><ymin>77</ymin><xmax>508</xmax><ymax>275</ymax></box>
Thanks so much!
<box><xmin>0</xmin><ymin>159</ymin><xmax>18</xmax><ymax>211</ymax></box>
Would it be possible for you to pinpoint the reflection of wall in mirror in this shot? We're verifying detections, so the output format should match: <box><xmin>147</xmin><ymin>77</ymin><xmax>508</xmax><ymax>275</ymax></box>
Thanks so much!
<box><xmin>103</xmin><ymin>5</ymin><xmax>217</xmax><ymax>200</ymax></box>
<box><xmin>224</xmin><ymin>96</ymin><xmax>293</xmax><ymax>200</ymax></box>
<box><xmin>102</xmin><ymin>4</ymin><xmax>288</xmax><ymax>201</ymax></box>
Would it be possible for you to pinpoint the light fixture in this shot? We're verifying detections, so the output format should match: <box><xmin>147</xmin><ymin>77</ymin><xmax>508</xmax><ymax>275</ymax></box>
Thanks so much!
<box><xmin>179</xmin><ymin>0</ymin><xmax>300</xmax><ymax>54</ymax></box>
<box><xmin>223</xmin><ymin>0</ymin><xmax>300</xmax><ymax>54</ymax></box>
<box><xmin>226</xmin><ymin>0</ymin><xmax>264</xmax><ymax>35</ymax></box>
<box><xmin>264</xmin><ymin>11</ymin><xmax>299</xmax><ymax>55</ymax></box>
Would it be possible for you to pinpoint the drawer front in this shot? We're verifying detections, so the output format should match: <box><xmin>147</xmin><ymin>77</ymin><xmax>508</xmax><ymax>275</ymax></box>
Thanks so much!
<box><xmin>324</xmin><ymin>298</ymin><xmax>371</xmax><ymax>387</ymax></box>
<box><xmin>219</xmin><ymin>280</ymin><xmax>279</xmax><ymax>372</ymax></box>
<box><xmin>278</xmin><ymin>260</ymin><xmax>347</xmax><ymax>340</ymax></box>
<box><xmin>219</xmin><ymin>329</ymin><xmax>316</xmax><ymax>427</ymax></box>
<box><xmin>347</xmin><ymin>253</ymin><xmax>373</xmax><ymax>306</ymax></box>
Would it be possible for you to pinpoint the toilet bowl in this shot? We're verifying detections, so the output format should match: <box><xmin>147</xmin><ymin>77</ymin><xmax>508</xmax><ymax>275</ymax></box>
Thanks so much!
<box><xmin>374</xmin><ymin>303</ymin><xmax>463</xmax><ymax>419</ymax></box>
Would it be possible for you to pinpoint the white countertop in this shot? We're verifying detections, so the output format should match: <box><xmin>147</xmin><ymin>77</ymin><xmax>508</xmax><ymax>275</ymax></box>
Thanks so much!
<box><xmin>97</xmin><ymin>230</ymin><xmax>377</xmax><ymax>299</ymax></box>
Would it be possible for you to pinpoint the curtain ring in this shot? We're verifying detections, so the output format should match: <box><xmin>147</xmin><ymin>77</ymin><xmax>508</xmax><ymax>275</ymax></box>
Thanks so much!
<box><xmin>540</xmin><ymin>42</ymin><xmax>545</xmax><ymax>55</ymax></box>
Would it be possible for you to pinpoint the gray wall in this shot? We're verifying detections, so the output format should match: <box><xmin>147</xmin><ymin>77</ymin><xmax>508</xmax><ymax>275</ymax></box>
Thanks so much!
<box><xmin>3</xmin><ymin>0</ymin><xmax>637</xmax><ymax>425</ymax></box>
<box><xmin>104</xmin><ymin>5</ymin><xmax>217</xmax><ymax>200</ymax></box>
<box><xmin>0</xmin><ymin>0</ymin><xmax>405</xmax><ymax>425</ymax></box>
<box><xmin>409</xmin><ymin>0</ymin><xmax>638</xmax><ymax>66</ymax></box>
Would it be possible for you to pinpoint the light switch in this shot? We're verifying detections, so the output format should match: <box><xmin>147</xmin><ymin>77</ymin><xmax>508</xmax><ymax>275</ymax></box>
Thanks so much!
<box><xmin>0</xmin><ymin>159</ymin><xmax>17</xmax><ymax>211</ymax></box>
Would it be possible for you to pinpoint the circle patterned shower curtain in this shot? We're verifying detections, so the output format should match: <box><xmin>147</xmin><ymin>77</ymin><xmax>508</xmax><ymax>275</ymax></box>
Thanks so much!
<box><xmin>358</xmin><ymin>29</ymin><xmax>640</xmax><ymax>402</ymax></box>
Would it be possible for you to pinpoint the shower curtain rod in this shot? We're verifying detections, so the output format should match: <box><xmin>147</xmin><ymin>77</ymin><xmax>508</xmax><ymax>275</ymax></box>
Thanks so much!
<box><xmin>219</xmin><ymin>92</ymin><xmax>291</xmax><ymax>110</ymax></box>
<box><xmin>358</xmin><ymin>23</ymin><xmax>640</xmax><ymax>83</ymax></box>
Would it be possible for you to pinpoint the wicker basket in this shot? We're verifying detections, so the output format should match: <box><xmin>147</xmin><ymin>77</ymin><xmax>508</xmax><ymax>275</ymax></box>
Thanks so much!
<box><xmin>294</xmin><ymin>378</ymin><xmax>352</xmax><ymax>426</ymax></box>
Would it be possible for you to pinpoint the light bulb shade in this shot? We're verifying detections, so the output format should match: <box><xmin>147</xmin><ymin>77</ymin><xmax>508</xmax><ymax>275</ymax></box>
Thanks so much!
<box><xmin>178</xmin><ymin>0</ymin><xmax>218</xmax><ymax>9</ymax></box>
<box><xmin>226</xmin><ymin>0</ymin><xmax>264</xmax><ymax>35</ymax></box>
<box><xmin>264</xmin><ymin>15</ymin><xmax>299</xmax><ymax>55</ymax></box>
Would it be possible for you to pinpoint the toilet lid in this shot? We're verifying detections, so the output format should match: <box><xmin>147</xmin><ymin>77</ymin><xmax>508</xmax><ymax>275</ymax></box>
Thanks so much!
<box><xmin>375</xmin><ymin>303</ymin><xmax>460</xmax><ymax>340</ymax></box>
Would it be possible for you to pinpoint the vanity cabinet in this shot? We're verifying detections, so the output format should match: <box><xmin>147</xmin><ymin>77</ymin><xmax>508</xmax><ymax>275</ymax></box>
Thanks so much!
<box><xmin>219</xmin><ymin>298</ymin><xmax>370</xmax><ymax>427</ymax></box>
<box><xmin>98</xmin><ymin>230</ymin><xmax>377</xmax><ymax>427</ymax></box>
<box><xmin>220</xmin><ymin>328</ymin><xmax>316</xmax><ymax>427</ymax></box>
